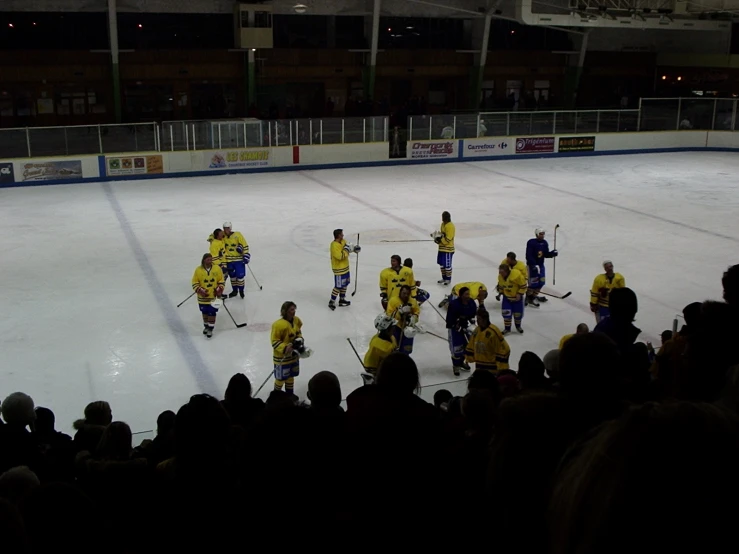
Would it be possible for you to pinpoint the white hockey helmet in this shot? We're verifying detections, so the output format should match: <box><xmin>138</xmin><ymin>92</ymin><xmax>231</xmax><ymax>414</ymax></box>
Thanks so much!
<box><xmin>374</xmin><ymin>313</ymin><xmax>396</xmax><ymax>331</ymax></box>
<box><xmin>223</xmin><ymin>221</ymin><xmax>232</xmax><ymax>229</ymax></box>
<box><xmin>535</xmin><ymin>227</ymin><xmax>546</xmax><ymax>236</ymax></box>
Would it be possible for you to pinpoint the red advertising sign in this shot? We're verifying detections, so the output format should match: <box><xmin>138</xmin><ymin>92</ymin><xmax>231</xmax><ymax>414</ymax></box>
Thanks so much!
<box><xmin>515</xmin><ymin>137</ymin><xmax>555</xmax><ymax>154</ymax></box>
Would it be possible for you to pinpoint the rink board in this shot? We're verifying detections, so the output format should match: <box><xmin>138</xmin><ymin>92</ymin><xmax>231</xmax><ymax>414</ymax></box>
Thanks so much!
<box><xmin>1</xmin><ymin>130</ymin><xmax>738</xmax><ymax>188</ymax></box>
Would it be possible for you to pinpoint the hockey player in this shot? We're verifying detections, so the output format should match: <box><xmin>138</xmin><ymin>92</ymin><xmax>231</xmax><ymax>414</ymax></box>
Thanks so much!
<box><xmin>438</xmin><ymin>282</ymin><xmax>488</xmax><ymax>308</ymax></box>
<box><xmin>498</xmin><ymin>263</ymin><xmax>527</xmax><ymax>334</ymax></box>
<box><xmin>590</xmin><ymin>260</ymin><xmax>626</xmax><ymax>323</ymax></box>
<box><xmin>191</xmin><ymin>253</ymin><xmax>225</xmax><ymax>339</ymax></box>
<box><xmin>497</xmin><ymin>252</ymin><xmax>527</xmax><ymax>301</ymax></box>
<box><xmin>208</xmin><ymin>229</ymin><xmax>228</xmax><ymax>296</ymax></box>
<box><xmin>361</xmin><ymin>313</ymin><xmax>398</xmax><ymax>385</ymax></box>
<box><xmin>445</xmin><ymin>286</ymin><xmax>478</xmax><ymax>376</ymax></box>
<box><xmin>431</xmin><ymin>211</ymin><xmax>455</xmax><ymax>285</ymax></box>
<box><xmin>329</xmin><ymin>228</ymin><xmax>361</xmax><ymax>311</ymax></box>
<box><xmin>222</xmin><ymin>222</ymin><xmax>250</xmax><ymax>299</ymax></box>
<box><xmin>386</xmin><ymin>285</ymin><xmax>420</xmax><ymax>355</ymax></box>
<box><xmin>379</xmin><ymin>255</ymin><xmax>406</xmax><ymax>309</ymax></box>
<box><xmin>271</xmin><ymin>301</ymin><xmax>311</xmax><ymax>397</ymax></box>
<box><xmin>525</xmin><ymin>228</ymin><xmax>558</xmax><ymax>307</ymax></box>
<box><xmin>403</xmin><ymin>258</ymin><xmax>429</xmax><ymax>305</ymax></box>
<box><xmin>464</xmin><ymin>307</ymin><xmax>511</xmax><ymax>373</ymax></box>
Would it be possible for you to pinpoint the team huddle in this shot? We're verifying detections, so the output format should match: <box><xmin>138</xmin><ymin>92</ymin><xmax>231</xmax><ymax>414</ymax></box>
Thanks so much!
<box><xmin>189</xmin><ymin>215</ymin><xmax>627</xmax><ymax>397</ymax></box>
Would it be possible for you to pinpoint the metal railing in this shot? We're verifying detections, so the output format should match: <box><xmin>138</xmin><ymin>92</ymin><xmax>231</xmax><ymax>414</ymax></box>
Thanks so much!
<box><xmin>639</xmin><ymin>97</ymin><xmax>737</xmax><ymax>131</ymax></box>
<box><xmin>409</xmin><ymin>109</ymin><xmax>640</xmax><ymax>141</ymax></box>
<box><xmin>2</xmin><ymin>98</ymin><xmax>739</xmax><ymax>159</ymax></box>
<box><xmin>0</xmin><ymin>123</ymin><xmax>158</xmax><ymax>159</ymax></box>
<box><xmin>160</xmin><ymin>117</ymin><xmax>389</xmax><ymax>151</ymax></box>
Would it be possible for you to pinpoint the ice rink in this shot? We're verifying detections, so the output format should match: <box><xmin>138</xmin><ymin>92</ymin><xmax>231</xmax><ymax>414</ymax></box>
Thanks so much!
<box><xmin>1</xmin><ymin>151</ymin><xmax>737</xmax><ymax>434</ymax></box>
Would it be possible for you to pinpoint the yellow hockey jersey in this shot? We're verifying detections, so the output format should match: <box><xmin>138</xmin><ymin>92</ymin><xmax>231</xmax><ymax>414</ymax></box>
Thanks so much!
<box><xmin>400</xmin><ymin>266</ymin><xmax>417</xmax><ymax>297</ymax></box>
<box><xmin>223</xmin><ymin>231</ymin><xmax>249</xmax><ymax>263</ymax></box>
<box><xmin>559</xmin><ymin>333</ymin><xmax>574</xmax><ymax>350</ymax></box>
<box><xmin>438</xmin><ymin>221</ymin><xmax>455</xmax><ymax>253</ymax></box>
<box><xmin>209</xmin><ymin>238</ymin><xmax>227</xmax><ymax>267</ymax></box>
<box><xmin>590</xmin><ymin>272</ymin><xmax>626</xmax><ymax>308</ymax></box>
<box><xmin>500</xmin><ymin>258</ymin><xmax>528</xmax><ymax>279</ymax></box>
<box><xmin>498</xmin><ymin>268</ymin><xmax>528</xmax><ymax>300</ymax></box>
<box><xmin>271</xmin><ymin>316</ymin><xmax>303</xmax><ymax>366</ymax></box>
<box><xmin>386</xmin><ymin>296</ymin><xmax>420</xmax><ymax>328</ymax></box>
<box><xmin>191</xmin><ymin>264</ymin><xmax>225</xmax><ymax>305</ymax></box>
<box><xmin>363</xmin><ymin>334</ymin><xmax>398</xmax><ymax>373</ymax></box>
<box><xmin>452</xmin><ymin>282</ymin><xmax>488</xmax><ymax>300</ymax></box>
<box><xmin>464</xmin><ymin>323</ymin><xmax>510</xmax><ymax>372</ymax></box>
<box><xmin>330</xmin><ymin>240</ymin><xmax>350</xmax><ymax>276</ymax></box>
<box><xmin>379</xmin><ymin>267</ymin><xmax>405</xmax><ymax>298</ymax></box>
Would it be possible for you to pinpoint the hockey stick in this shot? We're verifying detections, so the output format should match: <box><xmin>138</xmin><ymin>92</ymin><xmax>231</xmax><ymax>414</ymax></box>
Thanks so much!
<box><xmin>177</xmin><ymin>291</ymin><xmax>196</xmax><ymax>308</ymax></box>
<box><xmin>222</xmin><ymin>300</ymin><xmax>247</xmax><ymax>328</ymax></box>
<box><xmin>422</xmin><ymin>329</ymin><xmax>450</xmax><ymax>342</ymax></box>
<box><xmin>380</xmin><ymin>239</ymin><xmax>434</xmax><ymax>243</ymax></box>
<box><xmin>346</xmin><ymin>338</ymin><xmax>367</xmax><ymax>369</ymax></box>
<box><xmin>255</xmin><ymin>353</ymin><xmax>287</xmax><ymax>396</ymax></box>
<box><xmin>249</xmin><ymin>267</ymin><xmax>263</xmax><ymax>290</ymax></box>
<box><xmin>429</xmin><ymin>302</ymin><xmax>447</xmax><ymax>323</ymax></box>
<box><xmin>539</xmin><ymin>290</ymin><xmax>572</xmax><ymax>299</ymax></box>
<box><xmin>351</xmin><ymin>233</ymin><xmax>360</xmax><ymax>297</ymax></box>
<box><xmin>553</xmin><ymin>223</ymin><xmax>559</xmax><ymax>286</ymax></box>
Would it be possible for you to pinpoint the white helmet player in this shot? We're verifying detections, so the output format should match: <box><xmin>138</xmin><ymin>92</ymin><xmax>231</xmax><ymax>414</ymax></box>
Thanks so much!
<box><xmin>223</xmin><ymin>221</ymin><xmax>232</xmax><ymax>229</ymax></box>
<box><xmin>535</xmin><ymin>227</ymin><xmax>545</xmax><ymax>236</ymax></box>
<box><xmin>374</xmin><ymin>313</ymin><xmax>396</xmax><ymax>332</ymax></box>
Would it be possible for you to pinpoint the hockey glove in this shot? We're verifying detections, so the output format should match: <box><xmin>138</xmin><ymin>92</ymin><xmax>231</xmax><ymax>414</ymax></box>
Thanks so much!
<box><xmin>551</xmin><ymin>250</ymin><xmax>558</xmax><ymax>257</ymax></box>
<box><xmin>399</xmin><ymin>305</ymin><xmax>412</xmax><ymax>315</ymax></box>
<box><xmin>243</xmin><ymin>253</ymin><xmax>251</xmax><ymax>264</ymax></box>
<box><xmin>590</xmin><ymin>303</ymin><xmax>598</xmax><ymax>313</ymax></box>
<box><xmin>236</xmin><ymin>245</ymin><xmax>244</xmax><ymax>254</ymax></box>
<box><xmin>344</xmin><ymin>242</ymin><xmax>355</xmax><ymax>253</ymax></box>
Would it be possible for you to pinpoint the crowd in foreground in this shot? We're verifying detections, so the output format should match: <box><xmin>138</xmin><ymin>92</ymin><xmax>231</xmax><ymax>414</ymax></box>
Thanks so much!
<box><xmin>0</xmin><ymin>265</ymin><xmax>738</xmax><ymax>553</ymax></box>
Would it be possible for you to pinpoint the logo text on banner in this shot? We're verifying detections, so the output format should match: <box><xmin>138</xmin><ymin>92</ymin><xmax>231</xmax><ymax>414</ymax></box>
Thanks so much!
<box><xmin>107</xmin><ymin>155</ymin><xmax>163</xmax><ymax>176</ymax></box>
<box><xmin>207</xmin><ymin>149</ymin><xmax>271</xmax><ymax>170</ymax></box>
<box><xmin>0</xmin><ymin>162</ymin><xmax>15</xmax><ymax>184</ymax></box>
<box><xmin>558</xmin><ymin>136</ymin><xmax>596</xmax><ymax>152</ymax></box>
<box><xmin>408</xmin><ymin>140</ymin><xmax>457</xmax><ymax>160</ymax></box>
<box><xmin>463</xmin><ymin>138</ymin><xmax>510</xmax><ymax>157</ymax></box>
<box><xmin>21</xmin><ymin>160</ymin><xmax>82</xmax><ymax>182</ymax></box>
<box><xmin>515</xmin><ymin>137</ymin><xmax>555</xmax><ymax>154</ymax></box>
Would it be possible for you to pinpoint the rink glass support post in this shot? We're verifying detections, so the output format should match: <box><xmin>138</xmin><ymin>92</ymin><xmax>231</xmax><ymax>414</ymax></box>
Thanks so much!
<box><xmin>192</xmin><ymin>124</ymin><xmax>196</xmax><ymax>151</ymax></box>
<box><xmin>453</xmin><ymin>115</ymin><xmax>456</xmax><ymax>139</ymax></box>
<box><xmin>596</xmin><ymin>110</ymin><xmax>600</xmax><ymax>133</ymax></box>
<box><xmin>409</xmin><ymin>117</ymin><xmax>413</xmax><ymax>141</ymax></box>
<box><xmin>155</xmin><ymin>123</ymin><xmax>160</xmax><ymax>152</ymax></box>
<box><xmin>97</xmin><ymin>125</ymin><xmax>104</xmax><ymax>154</ymax></box>
<box><xmin>636</xmin><ymin>98</ymin><xmax>642</xmax><ymax>132</ymax></box>
<box><xmin>711</xmin><ymin>98</ymin><xmax>718</xmax><ymax>130</ymax></box>
<box><xmin>134</xmin><ymin>126</ymin><xmax>138</xmax><ymax>151</ymax></box>
<box><xmin>363</xmin><ymin>118</ymin><xmax>366</xmax><ymax>143</ymax></box>
<box><xmin>26</xmin><ymin>128</ymin><xmax>31</xmax><ymax>157</ymax></box>
<box><xmin>371</xmin><ymin>117</ymin><xmax>375</xmax><ymax>141</ymax></box>
<box><xmin>275</xmin><ymin>122</ymin><xmax>279</xmax><ymax>147</ymax></box>
<box><xmin>310</xmin><ymin>119</ymin><xmax>313</xmax><ymax>145</ymax></box>
<box><xmin>616</xmin><ymin>111</ymin><xmax>620</xmax><ymax>132</ymax></box>
<box><xmin>268</xmin><ymin>121</ymin><xmax>272</xmax><ymax>146</ymax></box>
<box><xmin>476</xmin><ymin>113</ymin><xmax>481</xmax><ymax>137</ymax></box>
<box><xmin>218</xmin><ymin>123</ymin><xmax>222</xmax><ymax>149</ymax></box>
<box><xmin>169</xmin><ymin>125</ymin><xmax>174</xmax><ymax>151</ymax></box>
<box><xmin>185</xmin><ymin>124</ymin><xmax>189</xmax><ymax>151</ymax></box>
<box><xmin>289</xmin><ymin>121</ymin><xmax>293</xmax><ymax>146</ymax></box>
<box><xmin>506</xmin><ymin>112</ymin><xmax>510</xmax><ymax>136</ymax></box>
<box><xmin>64</xmin><ymin>127</ymin><xmax>69</xmax><ymax>156</ymax></box>
<box><xmin>552</xmin><ymin>112</ymin><xmax>557</xmax><ymax>135</ymax></box>
<box><xmin>676</xmin><ymin>98</ymin><xmax>682</xmax><ymax>131</ymax></box>
<box><xmin>384</xmin><ymin>116</ymin><xmax>388</xmax><ymax>142</ymax></box>
<box><xmin>341</xmin><ymin>119</ymin><xmax>345</xmax><ymax>143</ymax></box>
<box><xmin>242</xmin><ymin>122</ymin><xmax>246</xmax><ymax>148</ymax></box>
<box><xmin>573</xmin><ymin>113</ymin><xmax>578</xmax><ymax>134</ymax></box>
<box><xmin>732</xmin><ymin>100</ymin><xmax>737</xmax><ymax>131</ymax></box>
<box><xmin>428</xmin><ymin>116</ymin><xmax>432</xmax><ymax>140</ymax></box>
<box><xmin>320</xmin><ymin>119</ymin><xmax>323</xmax><ymax>144</ymax></box>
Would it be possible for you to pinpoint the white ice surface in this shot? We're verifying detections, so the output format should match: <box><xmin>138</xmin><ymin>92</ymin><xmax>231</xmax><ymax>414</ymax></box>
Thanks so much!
<box><xmin>1</xmin><ymin>152</ymin><xmax>737</xmax><ymax>434</ymax></box>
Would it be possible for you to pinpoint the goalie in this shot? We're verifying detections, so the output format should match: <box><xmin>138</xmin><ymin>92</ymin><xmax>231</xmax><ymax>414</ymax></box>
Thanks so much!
<box><xmin>386</xmin><ymin>285</ymin><xmax>421</xmax><ymax>355</ymax></box>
